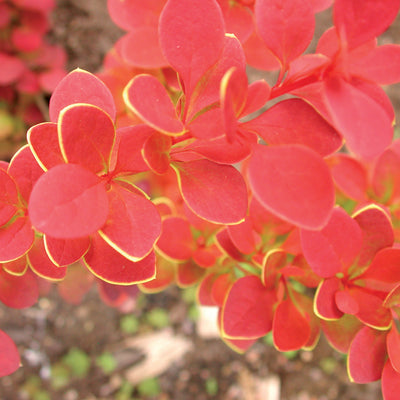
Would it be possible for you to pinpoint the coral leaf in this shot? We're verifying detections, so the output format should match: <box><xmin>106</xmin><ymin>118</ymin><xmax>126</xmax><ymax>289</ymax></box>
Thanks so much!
<box><xmin>159</xmin><ymin>0</ymin><xmax>225</xmax><ymax>97</ymax></box>
<box><xmin>334</xmin><ymin>0</ymin><xmax>400</xmax><ymax>49</ymax></box>
<box><xmin>243</xmin><ymin>98</ymin><xmax>342</xmax><ymax>157</ymax></box>
<box><xmin>0</xmin><ymin>268</ymin><xmax>38</xmax><ymax>309</ymax></box>
<box><xmin>49</xmin><ymin>69</ymin><xmax>116</xmax><ymax>122</ymax></box>
<box><xmin>273</xmin><ymin>299</ymin><xmax>311</xmax><ymax>351</ymax></box>
<box><xmin>248</xmin><ymin>144</ymin><xmax>334</xmax><ymax>230</ymax></box>
<box><xmin>84</xmin><ymin>233</ymin><xmax>156</xmax><ymax>284</ymax></box>
<box><xmin>28</xmin><ymin>237</ymin><xmax>66</xmax><ymax>281</ymax></box>
<box><xmin>59</xmin><ymin>104</ymin><xmax>116</xmax><ymax>174</ymax></box>
<box><xmin>0</xmin><ymin>330</ymin><xmax>20</xmax><ymax>376</ymax></box>
<box><xmin>100</xmin><ymin>184</ymin><xmax>161</xmax><ymax>261</ymax></box>
<box><xmin>27</xmin><ymin>122</ymin><xmax>64</xmax><ymax>171</ymax></box>
<box><xmin>348</xmin><ymin>326</ymin><xmax>386</xmax><ymax>383</ymax></box>
<box><xmin>44</xmin><ymin>235</ymin><xmax>90</xmax><ymax>267</ymax></box>
<box><xmin>173</xmin><ymin>159</ymin><xmax>248</xmax><ymax>225</ymax></box>
<box><xmin>300</xmin><ymin>207</ymin><xmax>362</xmax><ymax>278</ymax></box>
<box><xmin>8</xmin><ymin>145</ymin><xmax>44</xmax><ymax>201</ymax></box>
<box><xmin>156</xmin><ymin>217</ymin><xmax>193</xmax><ymax>261</ymax></box>
<box><xmin>324</xmin><ymin>77</ymin><xmax>393</xmax><ymax>160</ymax></box>
<box><xmin>382</xmin><ymin>360</ymin><xmax>400</xmax><ymax>400</ymax></box>
<box><xmin>29</xmin><ymin>164</ymin><xmax>109</xmax><ymax>239</ymax></box>
<box><xmin>0</xmin><ymin>217</ymin><xmax>34</xmax><ymax>262</ymax></box>
<box><xmin>254</xmin><ymin>0</ymin><xmax>315</xmax><ymax>67</ymax></box>
<box><xmin>222</xmin><ymin>275</ymin><xmax>276</xmax><ymax>339</ymax></box>
<box><xmin>0</xmin><ymin>169</ymin><xmax>18</xmax><ymax>227</ymax></box>
<box><xmin>124</xmin><ymin>74</ymin><xmax>185</xmax><ymax>136</ymax></box>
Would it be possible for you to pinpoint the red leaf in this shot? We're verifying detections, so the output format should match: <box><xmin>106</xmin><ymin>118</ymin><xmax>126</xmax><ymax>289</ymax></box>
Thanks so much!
<box><xmin>107</xmin><ymin>0</ymin><xmax>165</xmax><ymax>30</ymax></box>
<box><xmin>59</xmin><ymin>104</ymin><xmax>116</xmax><ymax>174</ymax></box>
<box><xmin>27</xmin><ymin>122</ymin><xmax>64</xmax><ymax>171</ymax></box>
<box><xmin>248</xmin><ymin>144</ymin><xmax>335</xmax><ymax>230</ymax></box>
<box><xmin>273</xmin><ymin>298</ymin><xmax>311</xmax><ymax>351</ymax></box>
<box><xmin>49</xmin><ymin>69</ymin><xmax>116</xmax><ymax>122</ymax></box>
<box><xmin>139</xmin><ymin>256</ymin><xmax>175</xmax><ymax>293</ymax></box>
<box><xmin>348</xmin><ymin>326</ymin><xmax>386</xmax><ymax>383</ymax></box>
<box><xmin>176</xmin><ymin>261</ymin><xmax>205</xmax><ymax>287</ymax></box>
<box><xmin>159</xmin><ymin>0</ymin><xmax>225</xmax><ymax>97</ymax></box>
<box><xmin>0</xmin><ymin>329</ymin><xmax>20</xmax><ymax>376</ymax></box>
<box><xmin>57</xmin><ymin>263</ymin><xmax>94</xmax><ymax>305</ymax></box>
<box><xmin>142</xmin><ymin>132</ymin><xmax>171</xmax><ymax>174</ymax></box>
<box><xmin>387</xmin><ymin>326</ymin><xmax>400</xmax><ymax>373</ymax></box>
<box><xmin>8</xmin><ymin>145</ymin><xmax>44</xmax><ymax>201</ymax></box>
<box><xmin>359</xmin><ymin>248</ymin><xmax>400</xmax><ymax>292</ymax></box>
<box><xmin>2</xmin><ymin>257</ymin><xmax>28</xmax><ymax>276</ymax></box>
<box><xmin>183</xmin><ymin>137</ymin><xmax>252</xmax><ymax>165</ymax></box>
<box><xmin>227</xmin><ymin>217</ymin><xmax>256</xmax><ymax>255</ymax></box>
<box><xmin>242</xmin><ymin>31</ymin><xmax>280</xmax><ymax>71</ymax></box>
<box><xmin>321</xmin><ymin>314</ymin><xmax>362</xmax><ymax>353</ymax></box>
<box><xmin>334</xmin><ymin>0</ymin><xmax>400</xmax><ymax>49</ymax></box>
<box><xmin>44</xmin><ymin>235</ymin><xmax>90</xmax><ymax>267</ymax></box>
<box><xmin>0</xmin><ymin>268</ymin><xmax>38</xmax><ymax>309</ymax></box>
<box><xmin>84</xmin><ymin>233</ymin><xmax>156</xmax><ymax>284</ymax></box>
<box><xmin>244</xmin><ymin>98</ymin><xmax>342</xmax><ymax>157</ymax></box>
<box><xmin>0</xmin><ymin>169</ymin><xmax>19</xmax><ymax>227</ymax></box>
<box><xmin>326</xmin><ymin>154</ymin><xmax>368</xmax><ymax>201</ymax></box>
<box><xmin>300</xmin><ymin>207</ymin><xmax>362</xmax><ymax>278</ymax></box>
<box><xmin>112</xmin><ymin>125</ymin><xmax>153</xmax><ymax>175</ymax></box>
<box><xmin>314</xmin><ymin>277</ymin><xmax>343</xmax><ymax>320</ymax></box>
<box><xmin>222</xmin><ymin>275</ymin><xmax>276</xmax><ymax>339</ymax></box>
<box><xmin>124</xmin><ymin>74</ymin><xmax>185</xmax><ymax>136</ymax></box>
<box><xmin>382</xmin><ymin>360</ymin><xmax>400</xmax><ymax>400</ymax></box>
<box><xmin>0</xmin><ymin>217</ymin><xmax>34</xmax><ymax>262</ymax></box>
<box><xmin>120</xmin><ymin>28</ymin><xmax>168</xmax><ymax>69</ymax></box>
<box><xmin>99</xmin><ymin>184</ymin><xmax>161</xmax><ymax>261</ymax></box>
<box><xmin>156</xmin><ymin>217</ymin><xmax>194</xmax><ymax>261</ymax></box>
<box><xmin>216</xmin><ymin>228</ymin><xmax>246</xmax><ymax>261</ymax></box>
<box><xmin>350</xmin><ymin>44</ymin><xmax>400</xmax><ymax>85</ymax></box>
<box><xmin>0</xmin><ymin>53</ymin><xmax>25</xmax><ymax>85</ymax></box>
<box><xmin>173</xmin><ymin>159</ymin><xmax>248</xmax><ymax>225</ymax></box>
<box><xmin>324</xmin><ymin>77</ymin><xmax>393</xmax><ymax>160</ymax></box>
<box><xmin>187</xmin><ymin>34</ymin><xmax>246</xmax><ymax>119</ymax></box>
<box><xmin>29</xmin><ymin>164</ymin><xmax>109</xmax><ymax>239</ymax></box>
<box><xmin>28</xmin><ymin>237</ymin><xmax>66</xmax><ymax>281</ymax></box>
<box><xmin>353</xmin><ymin>205</ymin><xmax>394</xmax><ymax>267</ymax></box>
<box><xmin>254</xmin><ymin>0</ymin><xmax>315</xmax><ymax>67</ymax></box>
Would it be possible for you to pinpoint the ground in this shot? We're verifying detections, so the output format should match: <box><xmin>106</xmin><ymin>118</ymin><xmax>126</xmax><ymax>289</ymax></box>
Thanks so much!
<box><xmin>1</xmin><ymin>1</ymin><xmax>400</xmax><ymax>399</ymax></box>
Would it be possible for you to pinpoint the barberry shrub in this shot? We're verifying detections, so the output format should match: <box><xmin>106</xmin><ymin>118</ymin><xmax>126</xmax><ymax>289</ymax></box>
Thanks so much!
<box><xmin>2</xmin><ymin>1</ymin><xmax>400</xmax><ymax>398</ymax></box>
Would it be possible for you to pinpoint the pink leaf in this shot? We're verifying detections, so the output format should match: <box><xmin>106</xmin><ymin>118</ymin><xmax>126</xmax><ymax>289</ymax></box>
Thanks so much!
<box><xmin>300</xmin><ymin>207</ymin><xmax>362</xmax><ymax>278</ymax></box>
<box><xmin>58</xmin><ymin>104</ymin><xmax>116</xmax><ymax>174</ymax></box>
<box><xmin>173</xmin><ymin>159</ymin><xmax>248</xmax><ymax>225</ymax></box>
<box><xmin>248</xmin><ymin>144</ymin><xmax>335</xmax><ymax>229</ymax></box>
<box><xmin>334</xmin><ymin>0</ymin><xmax>400</xmax><ymax>49</ymax></box>
<box><xmin>84</xmin><ymin>233</ymin><xmax>156</xmax><ymax>284</ymax></box>
<box><xmin>255</xmin><ymin>0</ymin><xmax>315</xmax><ymax>67</ymax></box>
<box><xmin>0</xmin><ymin>169</ymin><xmax>19</xmax><ymax>227</ymax></box>
<box><xmin>29</xmin><ymin>164</ymin><xmax>109</xmax><ymax>239</ymax></box>
<box><xmin>99</xmin><ymin>183</ymin><xmax>161</xmax><ymax>261</ymax></box>
<box><xmin>49</xmin><ymin>69</ymin><xmax>116</xmax><ymax>122</ymax></box>
<box><xmin>0</xmin><ymin>329</ymin><xmax>20</xmax><ymax>376</ymax></box>
<box><xmin>159</xmin><ymin>0</ymin><xmax>225</xmax><ymax>97</ymax></box>
<box><xmin>222</xmin><ymin>275</ymin><xmax>276</xmax><ymax>338</ymax></box>
<box><xmin>124</xmin><ymin>74</ymin><xmax>185</xmax><ymax>136</ymax></box>
<box><xmin>243</xmin><ymin>98</ymin><xmax>342</xmax><ymax>157</ymax></box>
<box><xmin>44</xmin><ymin>235</ymin><xmax>90</xmax><ymax>267</ymax></box>
<box><xmin>324</xmin><ymin>78</ymin><xmax>393</xmax><ymax>160</ymax></box>
<box><xmin>0</xmin><ymin>217</ymin><xmax>34</xmax><ymax>262</ymax></box>
<box><xmin>348</xmin><ymin>326</ymin><xmax>386</xmax><ymax>383</ymax></box>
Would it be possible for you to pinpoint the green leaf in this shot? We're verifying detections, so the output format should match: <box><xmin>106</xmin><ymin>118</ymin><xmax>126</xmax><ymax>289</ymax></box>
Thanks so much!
<box><xmin>120</xmin><ymin>315</ymin><xmax>139</xmax><ymax>334</ymax></box>
<box><xmin>137</xmin><ymin>377</ymin><xmax>161</xmax><ymax>396</ymax></box>
<box><xmin>205</xmin><ymin>377</ymin><xmax>218</xmax><ymax>396</ymax></box>
<box><xmin>146</xmin><ymin>308</ymin><xmax>170</xmax><ymax>329</ymax></box>
<box><xmin>96</xmin><ymin>352</ymin><xmax>117</xmax><ymax>374</ymax></box>
<box><xmin>62</xmin><ymin>348</ymin><xmax>91</xmax><ymax>378</ymax></box>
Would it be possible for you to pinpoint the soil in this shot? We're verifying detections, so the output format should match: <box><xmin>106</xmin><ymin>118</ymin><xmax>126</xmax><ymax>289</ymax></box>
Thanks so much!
<box><xmin>1</xmin><ymin>1</ymin><xmax>400</xmax><ymax>399</ymax></box>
